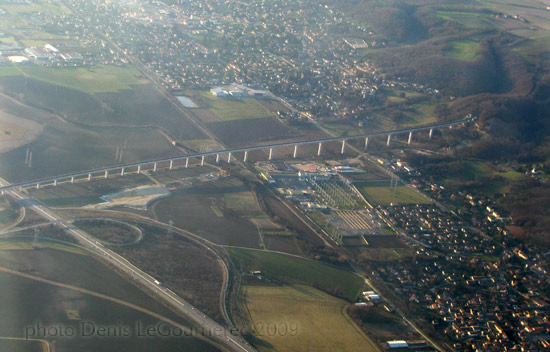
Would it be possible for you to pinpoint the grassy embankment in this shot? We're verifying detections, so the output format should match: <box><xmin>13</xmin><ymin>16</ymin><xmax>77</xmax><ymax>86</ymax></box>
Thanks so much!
<box><xmin>227</xmin><ymin>247</ymin><xmax>363</xmax><ymax>301</ymax></box>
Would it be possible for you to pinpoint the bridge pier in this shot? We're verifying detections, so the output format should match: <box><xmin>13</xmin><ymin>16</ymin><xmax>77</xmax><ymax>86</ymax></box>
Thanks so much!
<box><xmin>364</xmin><ymin>137</ymin><xmax>369</xmax><ymax>150</ymax></box>
<box><xmin>317</xmin><ymin>142</ymin><xmax>322</xmax><ymax>156</ymax></box>
<box><xmin>201</xmin><ymin>155</ymin><xmax>205</xmax><ymax>166</ymax></box>
<box><xmin>88</xmin><ymin>173</ymin><xmax>91</xmax><ymax>181</ymax></box>
<box><xmin>268</xmin><ymin>148</ymin><xmax>273</xmax><ymax>160</ymax></box>
<box><xmin>429</xmin><ymin>128</ymin><xmax>433</xmax><ymax>139</ymax></box>
<box><xmin>121</xmin><ymin>168</ymin><xmax>125</xmax><ymax>176</ymax></box>
<box><xmin>408</xmin><ymin>131</ymin><xmax>413</xmax><ymax>145</ymax></box>
<box><xmin>71</xmin><ymin>176</ymin><xmax>74</xmax><ymax>184</ymax></box>
<box><xmin>105</xmin><ymin>170</ymin><xmax>109</xmax><ymax>178</ymax></box>
<box><xmin>185</xmin><ymin>158</ymin><xmax>188</xmax><ymax>168</ymax></box>
<box><xmin>53</xmin><ymin>179</ymin><xmax>57</xmax><ymax>187</ymax></box>
<box><xmin>137</xmin><ymin>164</ymin><xmax>141</xmax><ymax>174</ymax></box>
<box><xmin>36</xmin><ymin>183</ymin><xmax>40</xmax><ymax>190</ymax></box>
<box><xmin>293</xmin><ymin>145</ymin><xmax>298</xmax><ymax>158</ymax></box>
<box><xmin>216</xmin><ymin>154</ymin><xmax>219</xmax><ymax>163</ymax></box>
<box><xmin>227</xmin><ymin>152</ymin><xmax>232</xmax><ymax>163</ymax></box>
<box><xmin>170</xmin><ymin>160</ymin><xmax>173</xmax><ymax>170</ymax></box>
<box><xmin>341</xmin><ymin>140</ymin><xmax>346</xmax><ymax>154</ymax></box>
<box><xmin>153</xmin><ymin>162</ymin><xmax>157</xmax><ymax>172</ymax></box>
<box><xmin>243</xmin><ymin>150</ymin><xmax>248</xmax><ymax>162</ymax></box>
<box><xmin>387</xmin><ymin>134</ymin><xmax>391</xmax><ymax>146</ymax></box>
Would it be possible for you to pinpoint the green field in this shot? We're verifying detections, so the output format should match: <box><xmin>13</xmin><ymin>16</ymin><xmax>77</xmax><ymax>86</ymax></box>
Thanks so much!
<box><xmin>199</xmin><ymin>92</ymin><xmax>274</xmax><ymax>120</ymax></box>
<box><xmin>382</xmin><ymin>88</ymin><xmax>424</xmax><ymax>104</ymax></box>
<box><xmin>356</xmin><ymin>182</ymin><xmax>431</xmax><ymax>206</ymax></box>
<box><xmin>0</xmin><ymin>36</ymin><xmax>17</xmax><ymax>44</ymax></box>
<box><xmin>0</xmin><ymin>66</ymin><xmax>21</xmax><ymax>77</ymax></box>
<box><xmin>227</xmin><ymin>247</ymin><xmax>363</xmax><ymax>301</ymax></box>
<box><xmin>513</xmin><ymin>35</ymin><xmax>550</xmax><ymax>64</ymax></box>
<box><xmin>5</xmin><ymin>65</ymin><xmax>148</xmax><ymax>93</ymax></box>
<box><xmin>442</xmin><ymin>160</ymin><xmax>524</xmax><ymax>194</ymax></box>
<box><xmin>435</xmin><ymin>10</ymin><xmax>493</xmax><ymax>29</ymax></box>
<box><xmin>0</xmin><ymin>240</ymin><xmax>87</xmax><ymax>255</ymax></box>
<box><xmin>240</xmin><ymin>284</ymin><xmax>379</xmax><ymax>352</ymax></box>
<box><xmin>358</xmin><ymin>247</ymin><xmax>414</xmax><ymax>261</ymax></box>
<box><xmin>27</xmin><ymin>173</ymin><xmax>154</xmax><ymax>207</ymax></box>
<box><xmin>224</xmin><ymin>190</ymin><xmax>261</xmax><ymax>215</ymax></box>
<box><xmin>444</xmin><ymin>40</ymin><xmax>481</xmax><ymax>61</ymax></box>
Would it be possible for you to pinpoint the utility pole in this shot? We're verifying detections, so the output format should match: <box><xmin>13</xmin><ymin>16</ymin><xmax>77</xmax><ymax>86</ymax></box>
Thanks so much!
<box><xmin>32</xmin><ymin>228</ymin><xmax>40</xmax><ymax>248</ymax></box>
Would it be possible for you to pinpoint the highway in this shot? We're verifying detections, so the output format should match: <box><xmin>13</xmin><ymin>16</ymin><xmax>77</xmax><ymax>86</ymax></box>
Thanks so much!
<box><xmin>0</xmin><ymin>177</ymin><xmax>256</xmax><ymax>352</ymax></box>
<box><xmin>0</xmin><ymin>117</ymin><xmax>471</xmax><ymax>193</ymax></box>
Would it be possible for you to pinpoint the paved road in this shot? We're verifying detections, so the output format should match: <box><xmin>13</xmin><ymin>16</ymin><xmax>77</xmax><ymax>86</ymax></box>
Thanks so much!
<box><xmin>0</xmin><ymin>178</ymin><xmax>256</xmax><ymax>352</ymax></box>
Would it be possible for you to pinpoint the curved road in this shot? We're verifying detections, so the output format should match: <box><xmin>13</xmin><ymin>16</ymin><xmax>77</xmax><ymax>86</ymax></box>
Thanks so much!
<box><xmin>0</xmin><ymin>177</ymin><xmax>256</xmax><ymax>352</ymax></box>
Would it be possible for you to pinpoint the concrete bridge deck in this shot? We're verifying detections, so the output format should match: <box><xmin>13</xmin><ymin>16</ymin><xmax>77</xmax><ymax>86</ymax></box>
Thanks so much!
<box><xmin>0</xmin><ymin>117</ymin><xmax>471</xmax><ymax>193</ymax></box>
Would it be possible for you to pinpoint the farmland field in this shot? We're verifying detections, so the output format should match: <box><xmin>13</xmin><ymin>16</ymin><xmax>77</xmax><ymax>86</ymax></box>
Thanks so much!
<box><xmin>14</xmin><ymin>65</ymin><xmax>148</xmax><ymax>94</ymax></box>
<box><xmin>227</xmin><ymin>247</ymin><xmax>363</xmax><ymax>301</ymax></box>
<box><xmin>0</xmin><ymin>240</ymin><xmax>220</xmax><ymax>352</ymax></box>
<box><xmin>152</xmin><ymin>177</ymin><xmax>262</xmax><ymax>248</ymax></box>
<box><xmin>239</xmin><ymin>284</ymin><xmax>379</xmax><ymax>352</ymax></box>
<box><xmin>356</xmin><ymin>181</ymin><xmax>431</xmax><ymax>206</ymax></box>
<box><xmin>0</xmin><ymin>75</ymin><xmax>205</xmax><ymax>137</ymax></box>
<box><xmin>206</xmin><ymin>117</ymin><xmax>298</xmax><ymax>146</ymax></box>
<box><xmin>440</xmin><ymin>160</ymin><xmax>524</xmax><ymax>194</ymax></box>
<box><xmin>224</xmin><ymin>190</ymin><xmax>262</xmax><ymax>216</ymax></box>
<box><xmin>0</xmin><ymin>124</ymin><xmax>181</xmax><ymax>183</ymax></box>
<box><xmin>27</xmin><ymin>173</ymin><xmax>153</xmax><ymax>207</ymax></box>
<box><xmin>196</xmin><ymin>91</ymin><xmax>274</xmax><ymax>121</ymax></box>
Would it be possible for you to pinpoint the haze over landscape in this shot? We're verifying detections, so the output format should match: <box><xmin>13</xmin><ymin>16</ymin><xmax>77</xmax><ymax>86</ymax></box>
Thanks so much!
<box><xmin>0</xmin><ymin>0</ymin><xmax>548</xmax><ymax>351</ymax></box>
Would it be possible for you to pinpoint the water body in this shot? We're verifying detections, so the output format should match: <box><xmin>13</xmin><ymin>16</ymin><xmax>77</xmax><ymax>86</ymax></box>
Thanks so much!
<box><xmin>176</xmin><ymin>96</ymin><xmax>198</xmax><ymax>108</ymax></box>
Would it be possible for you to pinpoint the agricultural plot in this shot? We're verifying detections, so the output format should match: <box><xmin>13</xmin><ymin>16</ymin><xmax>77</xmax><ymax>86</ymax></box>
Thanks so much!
<box><xmin>435</xmin><ymin>10</ymin><xmax>494</xmax><ymax>29</ymax></box>
<box><xmin>441</xmin><ymin>160</ymin><xmax>524</xmax><ymax>194</ymax></box>
<box><xmin>351</xmin><ymin>247</ymin><xmax>414</xmax><ymax>261</ymax></box>
<box><xmin>227</xmin><ymin>247</ymin><xmax>363</xmax><ymax>301</ymax></box>
<box><xmin>239</xmin><ymin>284</ymin><xmax>379</xmax><ymax>352</ymax></box>
<box><xmin>0</xmin><ymin>123</ymin><xmax>182</xmax><ymax>183</ymax></box>
<box><xmin>261</xmin><ymin>235</ymin><xmax>301</xmax><ymax>254</ymax></box>
<box><xmin>224</xmin><ymin>190</ymin><xmax>262</xmax><ymax>216</ymax></box>
<box><xmin>356</xmin><ymin>181</ymin><xmax>431</xmax><ymax>206</ymax></box>
<box><xmin>197</xmin><ymin>91</ymin><xmax>274</xmax><ymax>121</ymax></box>
<box><xmin>16</xmin><ymin>65</ymin><xmax>148</xmax><ymax>94</ymax></box>
<box><xmin>27</xmin><ymin>173</ymin><xmax>153</xmax><ymax>207</ymax></box>
<box><xmin>362</xmin><ymin>235</ymin><xmax>406</xmax><ymax>248</ymax></box>
<box><xmin>0</xmin><ymin>244</ymin><xmax>218</xmax><ymax>352</ymax></box>
<box><xmin>153</xmin><ymin>177</ymin><xmax>262</xmax><ymax>248</ymax></box>
<box><xmin>206</xmin><ymin>117</ymin><xmax>297</xmax><ymax>146</ymax></box>
<box><xmin>250</xmin><ymin>217</ymin><xmax>292</xmax><ymax>236</ymax></box>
